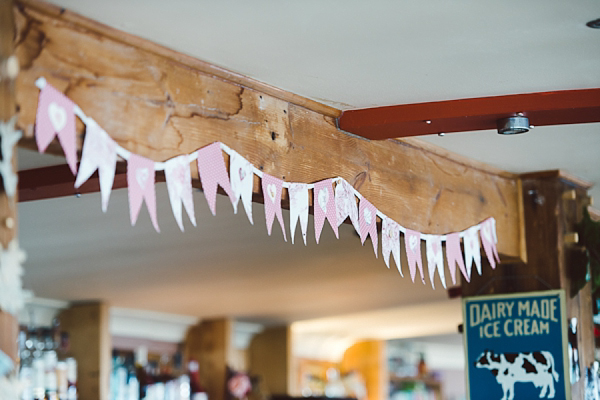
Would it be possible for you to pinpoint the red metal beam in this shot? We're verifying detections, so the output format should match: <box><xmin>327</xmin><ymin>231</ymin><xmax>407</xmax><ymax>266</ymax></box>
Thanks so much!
<box><xmin>338</xmin><ymin>88</ymin><xmax>600</xmax><ymax>140</ymax></box>
<box><xmin>18</xmin><ymin>164</ymin><xmax>128</xmax><ymax>202</ymax></box>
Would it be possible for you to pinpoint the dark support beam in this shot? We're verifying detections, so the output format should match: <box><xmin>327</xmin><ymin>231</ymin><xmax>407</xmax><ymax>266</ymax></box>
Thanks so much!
<box><xmin>18</xmin><ymin>164</ymin><xmax>128</xmax><ymax>202</ymax></box>
<box><xmin>338</xmin><ymin>89</ymin><xmax>600</xmax><ymax>140</ymax></box>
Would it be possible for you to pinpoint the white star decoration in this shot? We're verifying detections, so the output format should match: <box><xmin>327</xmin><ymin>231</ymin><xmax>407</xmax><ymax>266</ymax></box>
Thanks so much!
<box><xmin>0</xmin><ymin>116</ymin><xmax>22</xmax><ymax>199</ymax></box>
<box><xmin>0</xmin><ymin>373</ymin><xmax>22</xmax><ymax>400</ymax></box>
<box><xmin>0</xmin><ymin>240</ymin><xmax>31</xmax><ymax>316</ymax></box>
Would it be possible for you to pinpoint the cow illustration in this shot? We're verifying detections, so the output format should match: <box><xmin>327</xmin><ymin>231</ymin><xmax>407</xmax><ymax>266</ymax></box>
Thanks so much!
<box><xmin>474</xmin><ymin>350</ymin><xmax>560</xmax><ymax>400</ymax></box>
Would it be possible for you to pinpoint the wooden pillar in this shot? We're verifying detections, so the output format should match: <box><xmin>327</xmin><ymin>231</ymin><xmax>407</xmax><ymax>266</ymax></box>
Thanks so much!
<box><xmin>462</xmin><ymin>171</ymin><xmax>593</xmax><ymax>398</ymax></box>
<box><xmin>340</xmin><ymin>340</ymin><xmax>387</xmax><ymax>400</ymax></box>
<box><xmin>0</xmin><ymin>0</ymin><xmax>19</xmax><ymax>365</ymax></box>
<box><xmin>248</xmin><ymin>326</ymin><xmax>292</xmax><ymax>397</ymax></box>
<box><xmin>58</xmin><ymin>302</ymin><xmax>111</xmax><ymax>400</ymax></box>
<box><xmin>185</xmin><ymin>318</ymin><xmax>235</xmax><ymax>400</ymax></box>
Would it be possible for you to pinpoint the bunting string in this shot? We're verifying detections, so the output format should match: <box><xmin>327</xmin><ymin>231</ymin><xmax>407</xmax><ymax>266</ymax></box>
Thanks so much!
<box><xmin>32</xmin><ymin>77</ymin><xmax>501</xmax><ymax>288</ymax></box>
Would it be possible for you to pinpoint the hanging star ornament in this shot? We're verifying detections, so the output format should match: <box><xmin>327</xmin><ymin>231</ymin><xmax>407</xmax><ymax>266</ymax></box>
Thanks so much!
<box><xmin>0</xmin><ymin>116</ymin><xmax>22</xmax><ymax>199</ymax></box>
<box><xmin>0</xmin><ymin>240</ymin><xmax>32</xmax><ymax>316</ymax></box>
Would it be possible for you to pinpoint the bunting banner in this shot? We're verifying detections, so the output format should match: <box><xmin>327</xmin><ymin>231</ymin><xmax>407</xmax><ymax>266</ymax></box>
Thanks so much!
<box><xmin>289</xmin><ymin>183</ymin><xmax>309</xmax><ymax>245</ymax></box>
<box><xmin>425</xmin><ymin>235</ymin><xmax>446</xmax><ymax>289</ymax></box>
<box><xmin>405</xmin><ymin>229</ymin><xmax>425</xmax><ymax>284</ymax></box>
<box><xmin>31</xmin><ymin>77</ymin><xmax>504</xmax><ymax>289</ymax></box>
<box><xmin>261</xmin><ymin>173</ymin><xmax>287</xmax><ymax>241</ymax></box>
<box><xmin>314</xmin><ymin>179</ymin><xmax>338</xmax><ymax>243</ymax></box>
<box><xmin>164</xmin><ymin>155</ymin><xmax>196</xmax><ymax>231</ymax></box>
<box><xmin>35</xmin><ymin>83</ymin><xmax>78</xmax><ymax>174</ymax></box>
<box><xmin>382</xmin><ymin>216</ymin><xmax>402</xmax><ymax>276</ymax></box>
<box><xmin>127</xmin><ymin>153</ymin><xmax>159</xmax><ymax>232</ymax></box>
<box><xmin>74</xmin><ymin>119</ymin><xmax>117</xmax><ymax>213</ymax></box>
<box><xmin>359</xmin><ymin>197</ymin><xmax>378</xmax><ymax>257</ymax></box>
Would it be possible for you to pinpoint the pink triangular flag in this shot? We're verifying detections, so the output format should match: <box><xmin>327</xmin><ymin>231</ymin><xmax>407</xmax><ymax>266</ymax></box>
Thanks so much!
<box><xmin>426</xmin><ymin>235</ymin><xmax>446</xmax><ymax>289</ymax></box>
<box><xmin>446</xmin><ymin>232</ymin><xmax>468</xmax><ymax>284</ymax></box>
<box><xmin>262</xmin><ymin>174</ymin><xmax>287</xmax><ymax>241</ymax></box>
<box><xmin>313</xmin><ymin>179</ymin><xmax>339</xmax><ymax>243</ymax></box>
<box><xmin>165</xmin><ymin>155</ymin><xmax>196</xmax><ymax>231</ymax></box>
<box><xmin>335</xmin><ymin>180</ymin><xmax>360</xmax><ymax>233</ymax></box>
<box><xmin>359</xmin><ymin>198</ymin><xmax>378</xmax><ymax>257</ymax></box>
<box><xmin>197</xmin><ymin>143</ymin><xmax>235</xmax><ymax>215</ymax></box>
<box><xmin>127</xmin><ymin>154</ymin><xmax>159</xmax><ymax>232</ymax></box>
<box><xmin>382</xmin><ymin>217</ymin><xmax>402</xmax><ymax>276</ymax></box>
<box><xmin>404</xmin><ymin>229</ymin><xmax>425</xmax><ymax>284</ymax></box>
<box><xmin>289</xmin><ymin>183</ymin><xmax>309</xmax><ymax>245</ymax></box>
<box><xmin>35</xmin><ymin>83</ymin><xmax>78</xmax><ymax>174</ymax></box>
<box><xmin>480</xmin><ymin>217</ymin><xmax>500</xmax><ymax>269</ymax></box>
<box><xmin>74</xmin><ymin>119</ymin><xmax>117</xmax><ymax>212</ymax></box>
<box><xmin>464</xmin><ymin>226</ymin><xmax>482</xmax><ymax>277</ymax></box>
<box><xmin>229</xmin><ymin>150</ymin><xmax>254</xmax><ymax>224</ymax></box>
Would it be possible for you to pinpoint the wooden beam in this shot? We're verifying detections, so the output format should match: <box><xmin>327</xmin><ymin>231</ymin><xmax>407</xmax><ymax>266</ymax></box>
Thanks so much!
<box><xmin>338</xmin><ymin>89</ymin><xmax>600</xmax><ymax>140</ymax></box>
<box><xmin>13</xmin><ymin>0</ymin><xmax>523</xmax><ymax>260</ymax></box>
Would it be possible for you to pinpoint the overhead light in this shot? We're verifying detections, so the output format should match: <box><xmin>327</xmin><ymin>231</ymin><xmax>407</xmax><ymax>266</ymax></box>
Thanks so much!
<box><xmin>496</xmin><ymin>115</ymin><xmax>530</xmax><ymax>135</ymax></box>
<box><xmin>586</xmin><ymin>18</ymin><xmax>600</xmax><ymax>29</ymax></box>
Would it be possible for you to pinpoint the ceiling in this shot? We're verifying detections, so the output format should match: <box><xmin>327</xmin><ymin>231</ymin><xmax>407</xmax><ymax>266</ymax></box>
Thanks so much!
<box><xmin>14</xmin><ymin>0</ymin><xmax>600</xmax><ymax>342</ymax></box>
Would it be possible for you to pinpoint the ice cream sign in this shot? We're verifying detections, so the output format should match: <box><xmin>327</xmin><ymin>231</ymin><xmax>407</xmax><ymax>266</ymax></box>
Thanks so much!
<box><xmin>469</xmin><ymin>295</ymin><xmax>560</xmax><ymax>339</ymax></box>
<box><xmin>463</xmin><ymin>290</ymin><xmax>570</xmax><ymax>400</ymax></box>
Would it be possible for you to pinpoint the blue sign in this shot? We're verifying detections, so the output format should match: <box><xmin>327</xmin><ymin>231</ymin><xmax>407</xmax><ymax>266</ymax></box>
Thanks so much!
<box><xmin>463</xmin><ymin>290</ymin><xmax>570</xmax><ymax>400</ymax></box>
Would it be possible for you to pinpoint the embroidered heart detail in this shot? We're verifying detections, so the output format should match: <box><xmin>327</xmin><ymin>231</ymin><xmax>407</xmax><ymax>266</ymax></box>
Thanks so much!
<box><xmin>238</xmin><ymin>167</ymin><xmax>247</xmax><ymax>182</ymax></box>
<box><xmin>431</xmin><ymin>240</ymin><xmax>439</xmax><ymax>255</ymax></box>
<box><xmin>363</xmin><ymin>208</ymin><xmax>372</xmax><ymax>225</ymax></box>
<box><xmin>136</xmin><ymin>168</ymin><xmax>149</xmax><ymax>189</ymax></box>
<box><xmin>409</xmin><ymin>235</ymin><xmax>419</xmax><ymax>252</ymax></box>
<box><xmin>388</xmin><ymin>227</ymin><xmax>394</xmax><ymax>239</ymax></box>
<box><xmin>267</xmin><ymin>183</ymin><xmax>277</xmax><ymax>203</ymax></box>
<box><xmin>318</xmin><ymin>188</ymin><xmax>329</xmax><ymax>213</ymax></box>
<box><xmin>48</xmin><ymin>102</ymin><xmax>67</xmax><ymax>132</ymax></box>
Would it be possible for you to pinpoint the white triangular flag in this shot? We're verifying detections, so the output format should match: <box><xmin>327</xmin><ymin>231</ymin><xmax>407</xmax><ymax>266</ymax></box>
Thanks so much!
<box><xmin>425</xmin><ymin>235</ymin><xmax>446</xmax><ymax>289</ymax></box>
<box><xmin>74</xmin><ymin>119</ymin><xmax>117</xmax><ymax>212</ymax></box>
<box><xmin>382</xmin><ymin>217</ymin><xmax>402</xmax><ymax>276</ymax></box>
<box><xmin>464</xmin><ymin>226</ymin><xmax>482</xmax><ymax>278</ymax></box>
<box><xmin>289</xmin><ymin>183</ymin><xmax>309</xmax><ymax>245</ymax></box>
<box><xmin>164</xmin><ymin>155</ymin><xmax>196</xmax><ymax>231</ymax></box>
<box><xmin>229</xmin><ymin>150</ymin><xmax>254</xmax><ymax>224</ymax></box>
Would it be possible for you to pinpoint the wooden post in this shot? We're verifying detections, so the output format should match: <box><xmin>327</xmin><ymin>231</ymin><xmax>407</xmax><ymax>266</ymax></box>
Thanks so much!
<box><xmin>0</xmin><ymin>0</ymin><xmax>19</xmax><ymax>365</ymax></box>
<box><xmin>185</xmin><ymin>318</ymin><xmax>235</xmax><ymax>400</ymax></box>
<box><xmin>247</xmin><ymin>326</ymin><xmax>293</xmax><ymax>397</ymax></box>
<box><xmin>58</xmin><ymin>302</ymin><xmax>111</xmax><ymax>400</ymax></box>
<box><xmin>461</xmin><ymin>171</ymin><xmax>593</xmax><ymax>398</ymax></box>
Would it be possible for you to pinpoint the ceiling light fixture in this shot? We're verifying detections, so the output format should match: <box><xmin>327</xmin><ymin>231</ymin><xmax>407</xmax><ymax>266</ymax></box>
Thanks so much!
<box><xmin>586</xmin><ymin>18</ymin><xmax>600</xmax><ymax>29</ymax></box>
<box><xmin>497</xmin><ymin>115</ymin><xmax>530</xmax><ymax>135</ymax></box>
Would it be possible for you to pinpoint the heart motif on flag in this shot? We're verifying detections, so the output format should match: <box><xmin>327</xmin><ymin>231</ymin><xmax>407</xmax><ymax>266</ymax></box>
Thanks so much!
<box><xmin>267</xmin><ymin>184</ymin><xmax>277</xmax><ymax>203</ymax></box>
<box><xmin>409</xmin><ymin>235</ymin><xmax>419</xmax><ymax>252</ymax></box>
<box><xmin>48</xmin><ymin>102</ymin><xmax>67</xmax><ymax>132</ymax></box>
<box><xmin>318</xmin><ymin>188</ymin><xmax>329</xmax><ymax>213</ymax></box>
<box><xmin>239</xmin><ymin>167</ymin><xmax>247</xmax><ymax>182</ymax></box>
<box><xmin>432</xmin><ymin>240</ymin><xmax>439</xmax><ymax>255</ymax></box>
<box><xmin>388</xmin><ymin>227</ymin><xmax>394</xmax><ymax>238</ymax></box>
<box><xmin>136</xmin><ymin>168</ymin><xmax>149</xmax><ymax>189</ymax></box>
<box><xmin>363</xmin><ymin>208</ymin><xmax>372</xmax><ymax>225</ymax></box>
<box><xmin>482</xmin><ymin>224</ymin><xmax>492</xmax><ymax>243</ymax></box>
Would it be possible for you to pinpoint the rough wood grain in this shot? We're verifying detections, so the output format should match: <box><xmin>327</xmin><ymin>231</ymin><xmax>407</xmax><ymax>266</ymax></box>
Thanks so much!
<box><xmin>13</xmin><ymin>1</ymin><xmax>522</xmax><ymax>259</ymax></box>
